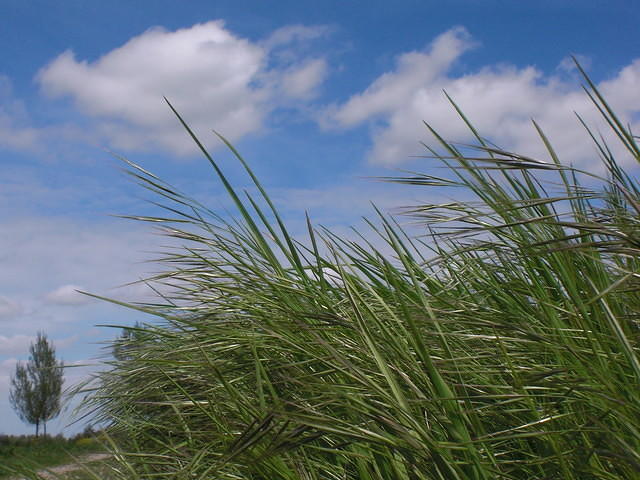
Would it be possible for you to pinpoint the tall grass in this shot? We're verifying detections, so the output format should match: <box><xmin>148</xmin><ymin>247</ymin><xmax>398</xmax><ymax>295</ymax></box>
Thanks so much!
<box><xmin>87</xmin><ymin>65</ymin><xmax>640</xmax><ymax>479</ymax></box>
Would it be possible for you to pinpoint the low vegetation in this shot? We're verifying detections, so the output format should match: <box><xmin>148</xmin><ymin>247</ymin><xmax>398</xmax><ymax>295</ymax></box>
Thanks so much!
<box><xmin>81</xmin><ymin>63</ymin><xmax>640</xmax><ymax>479</ymax></box>
<box><xmin>0</xmin><ymin>431</ymin><xmax>106</xmax><ymax>479</ymax></box>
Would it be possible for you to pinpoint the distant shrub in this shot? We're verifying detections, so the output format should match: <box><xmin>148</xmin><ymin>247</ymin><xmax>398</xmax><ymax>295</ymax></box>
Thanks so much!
<box><xmin>73</xmin><ymin>437</ymin><xmax>97</xmax><ymax>449</ymax></box>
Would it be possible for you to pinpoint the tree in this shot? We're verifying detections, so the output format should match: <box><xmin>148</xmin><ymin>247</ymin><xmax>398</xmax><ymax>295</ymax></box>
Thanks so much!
<box><xmin>9</xmin><ymin>332</ymin><xmax>64</xmax><ymax>436</ymax></box>
<box><xmin>112</xmin><ymin>322</ymin><xmax>145</xmax><ymax>362</ymax></box>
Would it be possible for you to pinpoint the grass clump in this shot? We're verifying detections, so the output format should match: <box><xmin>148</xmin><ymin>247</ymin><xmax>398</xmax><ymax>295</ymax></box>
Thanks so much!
<box><xmin>87</xmin><ymin>64</ymin><xmax>640</xmax><ymax>479</ymax></box>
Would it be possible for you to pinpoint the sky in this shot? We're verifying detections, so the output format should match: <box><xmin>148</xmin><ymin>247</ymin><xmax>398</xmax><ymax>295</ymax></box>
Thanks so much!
<box><xmin>1</xmin><ymin>0</ymin><xmax>639</xmax><ymax>435</ymax></box>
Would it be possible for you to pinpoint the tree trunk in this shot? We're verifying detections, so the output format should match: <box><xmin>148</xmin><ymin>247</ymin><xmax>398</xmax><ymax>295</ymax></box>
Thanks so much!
<box><xmin>44</xmin><ymin>420</ymin><xmax>47</xmax><ymax>436</ymax></box>
<box><xmin>35</xmin><ymin>420</ymin><xmax>39</xmax><ymax>437</ymax></box>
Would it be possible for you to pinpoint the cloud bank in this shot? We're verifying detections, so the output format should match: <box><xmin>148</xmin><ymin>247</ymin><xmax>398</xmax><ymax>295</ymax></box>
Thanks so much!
<box><xmin>327</xmin><ymin>27</ymin><xmax>640</xmax><ymax>167</ymax></box>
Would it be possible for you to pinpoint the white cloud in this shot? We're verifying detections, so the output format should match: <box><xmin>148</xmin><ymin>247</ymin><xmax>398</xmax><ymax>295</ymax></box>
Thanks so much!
<box><xmin>263</xmin><ymin>24</ymin><xmax>330</xmax><ymax>51</ymax></box>
<box><xmin>0</xmin><ymin>296</ymin><xmax>23</xmax><ymax>319</ymax></box>
<box><xmin>0</xmin><ymin>75</ymin><xmax>42</xmax><ymax>152</ymax></box>
<box><xmin>599</xmin><ymin>60</ymin><xmax>640</xmax><ymax>115</ymax></box>
<box><xmin>327</xmin><ymin>27</ymin><xmax>640</xmax><ymax>168</ymax></box>
<box><xmin>0</xmin><ymin>334</ymin><xmax>80</xmax><ymax>358</ymax></box>
<box><xmin>0</xmin><ymin>357</ymin><xmax>18</xmax><ymax>395</ymax></box>
<box><xmin>280</xmin><ymin>59</ymin><xmax>327</xmax><ymax>99</ymax></box>
<box><xmin>0</xmin><ymin>75</ymin><xmax>95</xmax><ymax>157</ymax></box>
<box><xmin>329</xmin><ymin>26</ymin><xmax>475</xmax><ymax>128</ymax></box>
<box><xmin>55</xmin><ymin>335</ymin><xmax>79</xmax><ymax>350</ymax></box>
<box><xmin>45</xmin><ymin>285</ymin><xmax>94</xmax><ymax>306</ymax></box>
<box><xmin>37</xmin><ymin>21</ymin><xmax>328</xmax><ymax>156</ymax></box>
<box><xmin>0</xmin><ymin>335</ymin><xmax>34</xmax><ymax>356</ymax></box>
<box><xmin>0</xmin><ymin>216</ymin><xmax>162</xmax><ymax>334</ymax></box>
<box><xmin>304</xmin><ymin>267</ymin><xmax>343</xmax><ymax>287</ymax></box>
<box><xmin>0</xmin><ymin>112</ymin><xmax>40</xmax><ymax>152</ymax></box>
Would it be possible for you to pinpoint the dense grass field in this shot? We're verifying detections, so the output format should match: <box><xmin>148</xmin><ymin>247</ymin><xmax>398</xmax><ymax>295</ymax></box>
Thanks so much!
<box><xmin>75</xmin><ymin>65</ymin><xmax>640</xmax><ymax>479</ymax></box>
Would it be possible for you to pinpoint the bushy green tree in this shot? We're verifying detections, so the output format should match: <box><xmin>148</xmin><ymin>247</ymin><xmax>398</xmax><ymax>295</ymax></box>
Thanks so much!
<box><xmin>10</xmin><ymin>332</ymin><xmax>64</xmax><ymax>437</ymax></box>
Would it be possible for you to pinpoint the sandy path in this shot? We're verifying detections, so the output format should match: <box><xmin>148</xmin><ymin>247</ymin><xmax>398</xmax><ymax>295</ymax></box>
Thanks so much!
<box><xmin>14</xmin><ymin>453</ymin><xmax>112</xmax><ymax>479</ymax></box>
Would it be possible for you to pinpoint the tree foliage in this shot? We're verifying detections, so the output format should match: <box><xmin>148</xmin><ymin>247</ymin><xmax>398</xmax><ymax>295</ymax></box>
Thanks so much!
<box><xmin>112</xmin><ymin>322</ymin><xmax>146</xmax><ymax>363</ymax></box>
<box><xmin>10</xmin><ymin>332</ymin><xmax>64</xmax><ymax>436</ymax></box>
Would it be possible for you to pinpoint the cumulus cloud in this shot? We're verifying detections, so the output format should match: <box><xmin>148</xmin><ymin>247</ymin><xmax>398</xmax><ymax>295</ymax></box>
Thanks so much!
<box><xmin>37</xmin><ymin>21</ymin><xmax>328</xmax><ymax>156</ymax></box>
<box><xmin>330</xmin><ymin>26</ymin><xmax>475</xmax><ymax>127</ymax></box>
<box><xmin>327</xmin><ymin>27</ymin><xmax>640</xmax><ymax>168</ymax></box>
<box><xmin>45</xmin><ymin>285</ymin><xmax>94</xmax><ymax>306</ymax></box>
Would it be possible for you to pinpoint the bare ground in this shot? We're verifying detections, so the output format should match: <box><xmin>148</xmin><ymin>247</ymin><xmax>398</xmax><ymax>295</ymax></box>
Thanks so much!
<box><xmin>13</xmin><ymin>454</ymin><xmax>112</xmax><ymax>480</ymax></box>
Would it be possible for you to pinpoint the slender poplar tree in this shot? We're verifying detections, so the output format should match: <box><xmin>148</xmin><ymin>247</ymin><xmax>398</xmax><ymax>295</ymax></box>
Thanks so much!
<box><xmin>9</xmin><ymin>332</ymin><xmax>64</xmax><ymax>436</ymax></box>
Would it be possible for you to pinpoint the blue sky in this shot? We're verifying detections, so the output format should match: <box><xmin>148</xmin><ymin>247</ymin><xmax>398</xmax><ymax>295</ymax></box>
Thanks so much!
<box><xmin>1</xmin><ymin>0</ymin><xmax>639</xmax><ymax>435</ymax></box>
